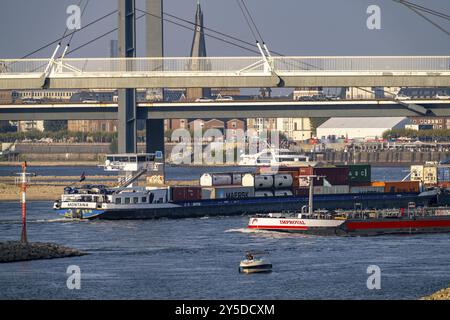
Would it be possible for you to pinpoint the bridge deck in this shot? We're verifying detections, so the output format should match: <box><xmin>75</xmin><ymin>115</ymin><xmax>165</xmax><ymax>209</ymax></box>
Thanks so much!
<box><xmin>1</xmin><ymin>56</ymin><xmax>450</xmax><ymax>89</ymax></box>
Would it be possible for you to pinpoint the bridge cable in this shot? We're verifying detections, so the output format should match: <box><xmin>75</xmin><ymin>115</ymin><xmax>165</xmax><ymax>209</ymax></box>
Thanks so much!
<box><xmin>65</xmin><ymin>0</ymin><xmax>91</xmax><ymax>50</ymax></box>
<box><xmin>240</xmin><ymin>0</ymin><xmax>265</xmax><ymax>44</ymax></box>
<box><xmin>67</xmin><ymin>13</ymin><xmax>146</xmax><ymax>55</ymax></box>
<box><xmin>394</xmin><ymin>0</ymin><xmax>450</xmax><ymax>38</ymax></box>
<box><xmin>393</xmin><ymin>0</ymin><xmax>450</xmax><ymax>21</ymax></box>
<box><xmin>59</xmin><ymin>0</ymin><xmax>85</xmax><ymax>46</ymax></box>
<box><xmin>235</xmin><ymin>0</ymin><xmax>259</xmax><ymax>43</ymax></box>
<box><xmin>18</xmin><ymin>10</ymin><xmax>117</xmax><ymax>60</ymax></box>
<box><xmin>137</xmin><ymin>7</ymin><xmax>315</xmax><ymax>71</ymax></box>
<box><xmin>135</xmin><ymin>8</ymin><xmax>260</xmax><ymax>55</ymax></box>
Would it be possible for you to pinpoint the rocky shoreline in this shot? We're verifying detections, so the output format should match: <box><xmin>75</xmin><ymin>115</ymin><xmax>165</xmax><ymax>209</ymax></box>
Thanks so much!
<box><xmin>0</xmin><ymin>241</ymin><xmax>86</xmax><ymax>263</ymax></box>
<box><xmin>421</xmin><ymin>286</ymin><xmax>450</xmax><ymax>300</ymax></box>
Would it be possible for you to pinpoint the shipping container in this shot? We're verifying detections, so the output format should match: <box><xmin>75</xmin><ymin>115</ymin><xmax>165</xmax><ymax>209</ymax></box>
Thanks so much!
<box><xmin>292</xmin><ymin>187</ymin><xmax>309</xmax><ymax>197</ymax></box>
<box><xmin>423</xmin><ymin>166</ymin><xmax>437</xmax><ymax>184</ymax></box>
<box><xmin>255</xmin><ymin>191</ymin><xmax>274</xmax><ymax>197</ymax></box>
<box><xmin>348</xmin><ymin>182</ymin><xmax>371</xmax><ymax>187</ymax></box>
<box><xmin>315</xmin><ymin>185</ymin><xmax>350</xmax><ymax>195</ymax></box>
<box><xmin>298</xmin><ymin>166</ymin><xmax>314</xmax><ymax>176</ymax></box>
<box><xmin>232</xmin><ymin>173</ymin><xmax>242</xmax><ymax>185</ymax></box>
<box><xmin>201</xmin><ymin>187</ymin><xmax>215</xmax><ymax>200</ymax></box>
<box><xmin>273</xmin><ymin>174</ymin><xmax>293</xmax><ymax>189</ymax></box>
<box><xmin>338</xmin><ymin>164</ymin><xmax>371</xmax><ymax>184</ymax></box>
<box><xmin>254</xmin><ymin>175</ymin><xmax>274</xmax><ymax>189</ymax></box>
<box><xmin>350</xmin><ymin>186</ymin><xmax>385</xmax><ymax>194</ymax></box>
<box><xmin>438</xmin><ymin>166</ymin><xmax>450</xmax><ymax>182</ymax></box>
<box><xmin>171</xmin><ymin>186</ymin><xmax>202</xmax><ymax>202</ymax></box>
<box><xmin>274</xmin><ymin>190</ymin><xmax>293</xmax><ymax>197</ymax></box>
<box><xmin>214</xmin><ymin>186</ymin><xmax>255</xmax><ymax>199</ymax></box>
<box><xmin>384</xmin><ymin>181</ymin><xmax>420</xmax><ymax>193</ymax></box>
<box><xmin>410</xmin><ymin>165</ymin><xmax>424</xmax><ymax>182</ymax></box>
<box><xmin>200</xmin><ymin>173</ymin><xmax>232</xmax><ymax>187</ymax></box>
<box><xmin>241</xmin><ymin>173</ymin><xmax>255</xmax><ymax>187</ymax></box>
<box><xmin>297</xmin><ymin>176</ymin><xmax>311</xmax><ymax>187</ymax></box>
<box><xmin>257</xmin><ymin>167</ymin><xmax>277</xmax><ymax>175</ymax></box>
<box><xmin>371</xmin><ymin>181</ymin><xmax>386</xmax><ymax>187</ymax></box>
<box><xmin>313</xmin><ymin>167</ymin><xmax>349</xmax><ymax>186</ymax></box>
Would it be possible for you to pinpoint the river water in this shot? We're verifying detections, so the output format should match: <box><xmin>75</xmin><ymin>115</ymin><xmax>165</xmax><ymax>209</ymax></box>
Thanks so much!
<box><xmin>0</xmin><ymin>166</ymin><xmax>449</xmax><ymax>299</ymax></box>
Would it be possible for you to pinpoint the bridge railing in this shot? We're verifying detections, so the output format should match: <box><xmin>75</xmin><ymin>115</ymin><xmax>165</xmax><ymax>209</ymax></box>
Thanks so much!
<box><xmin>1</xmin><ymin>56</ymin><xmax>450</xmax><ymax>75</ymax></box>
<box><xmin>273</xmin><ymin>56</ymin><xmax>450</xmax><ymax>72</ymax></box>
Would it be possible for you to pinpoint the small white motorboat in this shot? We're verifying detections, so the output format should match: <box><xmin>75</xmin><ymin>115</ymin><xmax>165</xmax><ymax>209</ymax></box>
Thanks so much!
<box><xmin>239</xmin><ymin>252</ymin><xmax>272</xmax><ymax>274</ymax></box>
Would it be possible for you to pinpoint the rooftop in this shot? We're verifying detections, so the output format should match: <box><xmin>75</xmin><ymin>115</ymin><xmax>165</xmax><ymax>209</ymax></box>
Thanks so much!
<box><xmin>318</xmin><ymin>117</ymin><xmax>408</xmax><ymax>129</ymax></box>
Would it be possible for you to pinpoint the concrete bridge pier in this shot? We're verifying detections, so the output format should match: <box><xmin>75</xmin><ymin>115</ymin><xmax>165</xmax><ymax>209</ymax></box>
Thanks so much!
<box><xmin>145</xmin><ymin>0</ymin><xmax>165</xmax><ymax>156</ymax></box>
<box><xmin>118</xmin><ymin>0</ymin><xmax>137</xmax><ymax>153</ymax></box>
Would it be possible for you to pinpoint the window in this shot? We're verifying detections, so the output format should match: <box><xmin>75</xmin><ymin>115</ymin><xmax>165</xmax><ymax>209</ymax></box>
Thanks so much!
<box><xmin>149</xmin><ymin>193</ymin><xmax>154</xmax><ymax>203</ymax></box>
<box><xmin>124</xmin><ymin>197</ymin><xmax>130</xmax><ymax>204</ymax></box>
<box><xmin>133</xmin><ymin>197</ymin><xmax>139</xmax><ymax>204</ymax></box>
<box><xmin>141</xmin><ymin>197</ymin><xmax>147</xmax><ymax>203</ymax></box>
<box><xmin>115</xmin><ymin>198</ymin><xmax>121</xmax><ymax>205</ymax></box>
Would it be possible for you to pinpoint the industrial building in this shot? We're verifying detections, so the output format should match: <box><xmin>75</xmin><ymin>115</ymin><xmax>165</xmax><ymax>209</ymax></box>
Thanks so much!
<box><xmin>317</xmin><ymin>117</ymin><xmax>411</xmax><ymax>140</ymax></box>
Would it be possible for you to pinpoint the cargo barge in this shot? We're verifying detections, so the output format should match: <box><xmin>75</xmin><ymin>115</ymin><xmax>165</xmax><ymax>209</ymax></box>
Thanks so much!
<box><xmin>53</xmin><ymin>153</ymin><xmax>445</xmax><ymax>220</ymax></box>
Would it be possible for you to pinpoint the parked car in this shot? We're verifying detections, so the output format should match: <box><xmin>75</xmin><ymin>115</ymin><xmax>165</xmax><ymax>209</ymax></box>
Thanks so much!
<box><xmin>395</xmin><ymin>94</ymin><xmax>411</xmax><ymax>100</ymax></box>
<box><xmin>195</xmin><ymin>97</ymin><xmax>214</xmax><ymax>102</ymax></box>
<box><xmin>82</xmin><ymin>98</ymin><xmax>99</xmax><ymax>103</ymax></box>
<box><xmin>215</xmin><ymin>96</ymin><xmax>234</xmax><ymax>101</ymax></box>
<box><xmin>435</xmin><ymin>93</ymin><xmax>450</xmax><ymax>100</ymax></box>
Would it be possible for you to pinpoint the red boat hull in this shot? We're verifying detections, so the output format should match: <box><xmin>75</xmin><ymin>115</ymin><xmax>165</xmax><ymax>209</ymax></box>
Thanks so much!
<box><xmin>340</xmin><ymin>216</ymin><xmax>450</xmax><ymax>236</ymax></box>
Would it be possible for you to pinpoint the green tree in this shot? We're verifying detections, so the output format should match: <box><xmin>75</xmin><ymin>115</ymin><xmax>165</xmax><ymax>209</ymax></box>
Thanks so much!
<box><xmin>109</xmin><ymin>137</ymin><xmax>118</xmax><ymax>153</ymax></box>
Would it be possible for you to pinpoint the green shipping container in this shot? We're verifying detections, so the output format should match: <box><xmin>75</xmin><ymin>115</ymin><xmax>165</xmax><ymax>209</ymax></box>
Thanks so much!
<box><xmin>338</xmin><ymin>164</ymin><xmax>371</xmax><ymax>183</ymax></box>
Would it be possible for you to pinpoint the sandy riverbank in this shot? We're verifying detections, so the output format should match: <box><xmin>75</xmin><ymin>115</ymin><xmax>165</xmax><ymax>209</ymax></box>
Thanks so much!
<box><xmin>421</xmin><ymin>286</ymin><xmax>450</xmax><ymax>300</ymax></box>
<box><xmin>0</xmin><ymin>178</ymin><xmax>197</xmax><ymax>201</ymax></box>
<box><xmin>0</xmin><ymin>161</ymin><xmax>99</xmax><ymax>167</ymax></box>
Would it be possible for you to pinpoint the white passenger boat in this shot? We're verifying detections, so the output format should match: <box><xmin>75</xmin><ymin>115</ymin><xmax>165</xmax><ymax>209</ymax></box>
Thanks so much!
<box><xmin>238</xmin><ymin>147</ymin><xmax>315</xmax><ymax>167</ymax></box>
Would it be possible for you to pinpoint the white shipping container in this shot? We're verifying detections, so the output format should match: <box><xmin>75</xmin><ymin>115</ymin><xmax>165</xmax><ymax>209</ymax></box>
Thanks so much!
<box><xmin>274</xmin><ymin>190</ymin><xmax>293</xmax><ymax>196</ymax></box>
<box><xmin>254</xmin><ymin>175</ymin><xmax>274</xmax><ymax>189</ymax></box>
<box><xmin>423</xmin><ymin>166</ymin><xmax>437</xmax><ymax>184</ymax></box>
<box><xmin>298</xmin><ymin>177</ymin><xmax>310</xmax><ymax>187</ymax></box>
<box><xmin>410</xmin><ymin>165</ymin><xmax>424</xmax><ymax>182</ymax></box>
<box><xmin>255</xmin><ymin>191</ymin><xmax>274</xmax><ymax>197</ymax></box>
<box><xmin>273</xmin><ymin>174</ymin><xmax>293</xmax><ymax>189</ymax></box>
<box><xmin>241</xmin><ymin>173</ymin><xmax>255</xmax><ymax>187</ymax></box>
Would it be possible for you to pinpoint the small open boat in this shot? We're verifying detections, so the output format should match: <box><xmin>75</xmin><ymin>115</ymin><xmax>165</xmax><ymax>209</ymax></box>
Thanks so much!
<box><xmin>239</xmin><ymin>252</ymin><xmax>272</xmax><ymax>274</ymax></box>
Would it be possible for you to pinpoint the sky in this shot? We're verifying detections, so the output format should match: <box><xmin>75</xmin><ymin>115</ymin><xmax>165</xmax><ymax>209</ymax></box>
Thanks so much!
<box><xmin>0</xmin><ymin>0</ymin><xmax>449</xmax><ymax>59</ymax></box>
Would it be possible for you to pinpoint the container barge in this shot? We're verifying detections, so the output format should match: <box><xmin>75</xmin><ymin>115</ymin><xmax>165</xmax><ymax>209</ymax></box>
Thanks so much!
<box><xmin>53</xmin><ymin>153</ymin><xmax>446</xmax><ymax>220</ymax></box>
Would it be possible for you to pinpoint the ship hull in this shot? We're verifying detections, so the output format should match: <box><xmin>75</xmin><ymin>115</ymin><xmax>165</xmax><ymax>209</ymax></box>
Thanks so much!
<box><xmin>247</xmin><ymin>215</ymin><xmax>450</xmax><ymax>237</ymax></box>
<box><xmin>97</xmin><ymin>192</ymin><xmax>436</xmax><ymax>220</ymax></box>
<box><xmin>339</xmin><ymin>216</ymin><xmax>450</xmax><ymax>236</ymax></box>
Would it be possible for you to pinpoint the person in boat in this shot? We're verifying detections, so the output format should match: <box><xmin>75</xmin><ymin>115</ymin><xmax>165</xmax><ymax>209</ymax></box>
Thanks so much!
<box><xmin>246</xmin><ymin>252</ymin><xmax>254</xmax><ymax>261</ymax></box>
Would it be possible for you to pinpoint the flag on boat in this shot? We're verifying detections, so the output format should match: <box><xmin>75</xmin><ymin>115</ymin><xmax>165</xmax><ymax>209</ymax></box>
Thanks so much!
<box><xmin>79</xmin><ymin>172</ymin><xmax>86</xmax><ymax>182</ymax></box>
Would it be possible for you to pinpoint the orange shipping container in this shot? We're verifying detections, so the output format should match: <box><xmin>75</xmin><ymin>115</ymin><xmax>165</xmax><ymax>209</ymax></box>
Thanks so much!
<box><xmin>371</xmin><ymin>181</ymin><xmax>386</xmax><ymax>187</ymax></box>
<box><xmin>384</xmin><ymin>181</ymin><xmax>420</xmax><ymax>193</ymax></box>
<box><xmin>298</xmin><ymin>167</ymin><xmax>314</xmax><ymax>176</ymax></box>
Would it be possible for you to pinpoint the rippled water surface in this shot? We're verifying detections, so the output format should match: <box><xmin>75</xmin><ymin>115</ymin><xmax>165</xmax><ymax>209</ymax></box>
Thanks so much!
<box><xmin>0</xmin><ymin>165</ymin><xmax>448</xmax><ymax>299</ymax></box>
